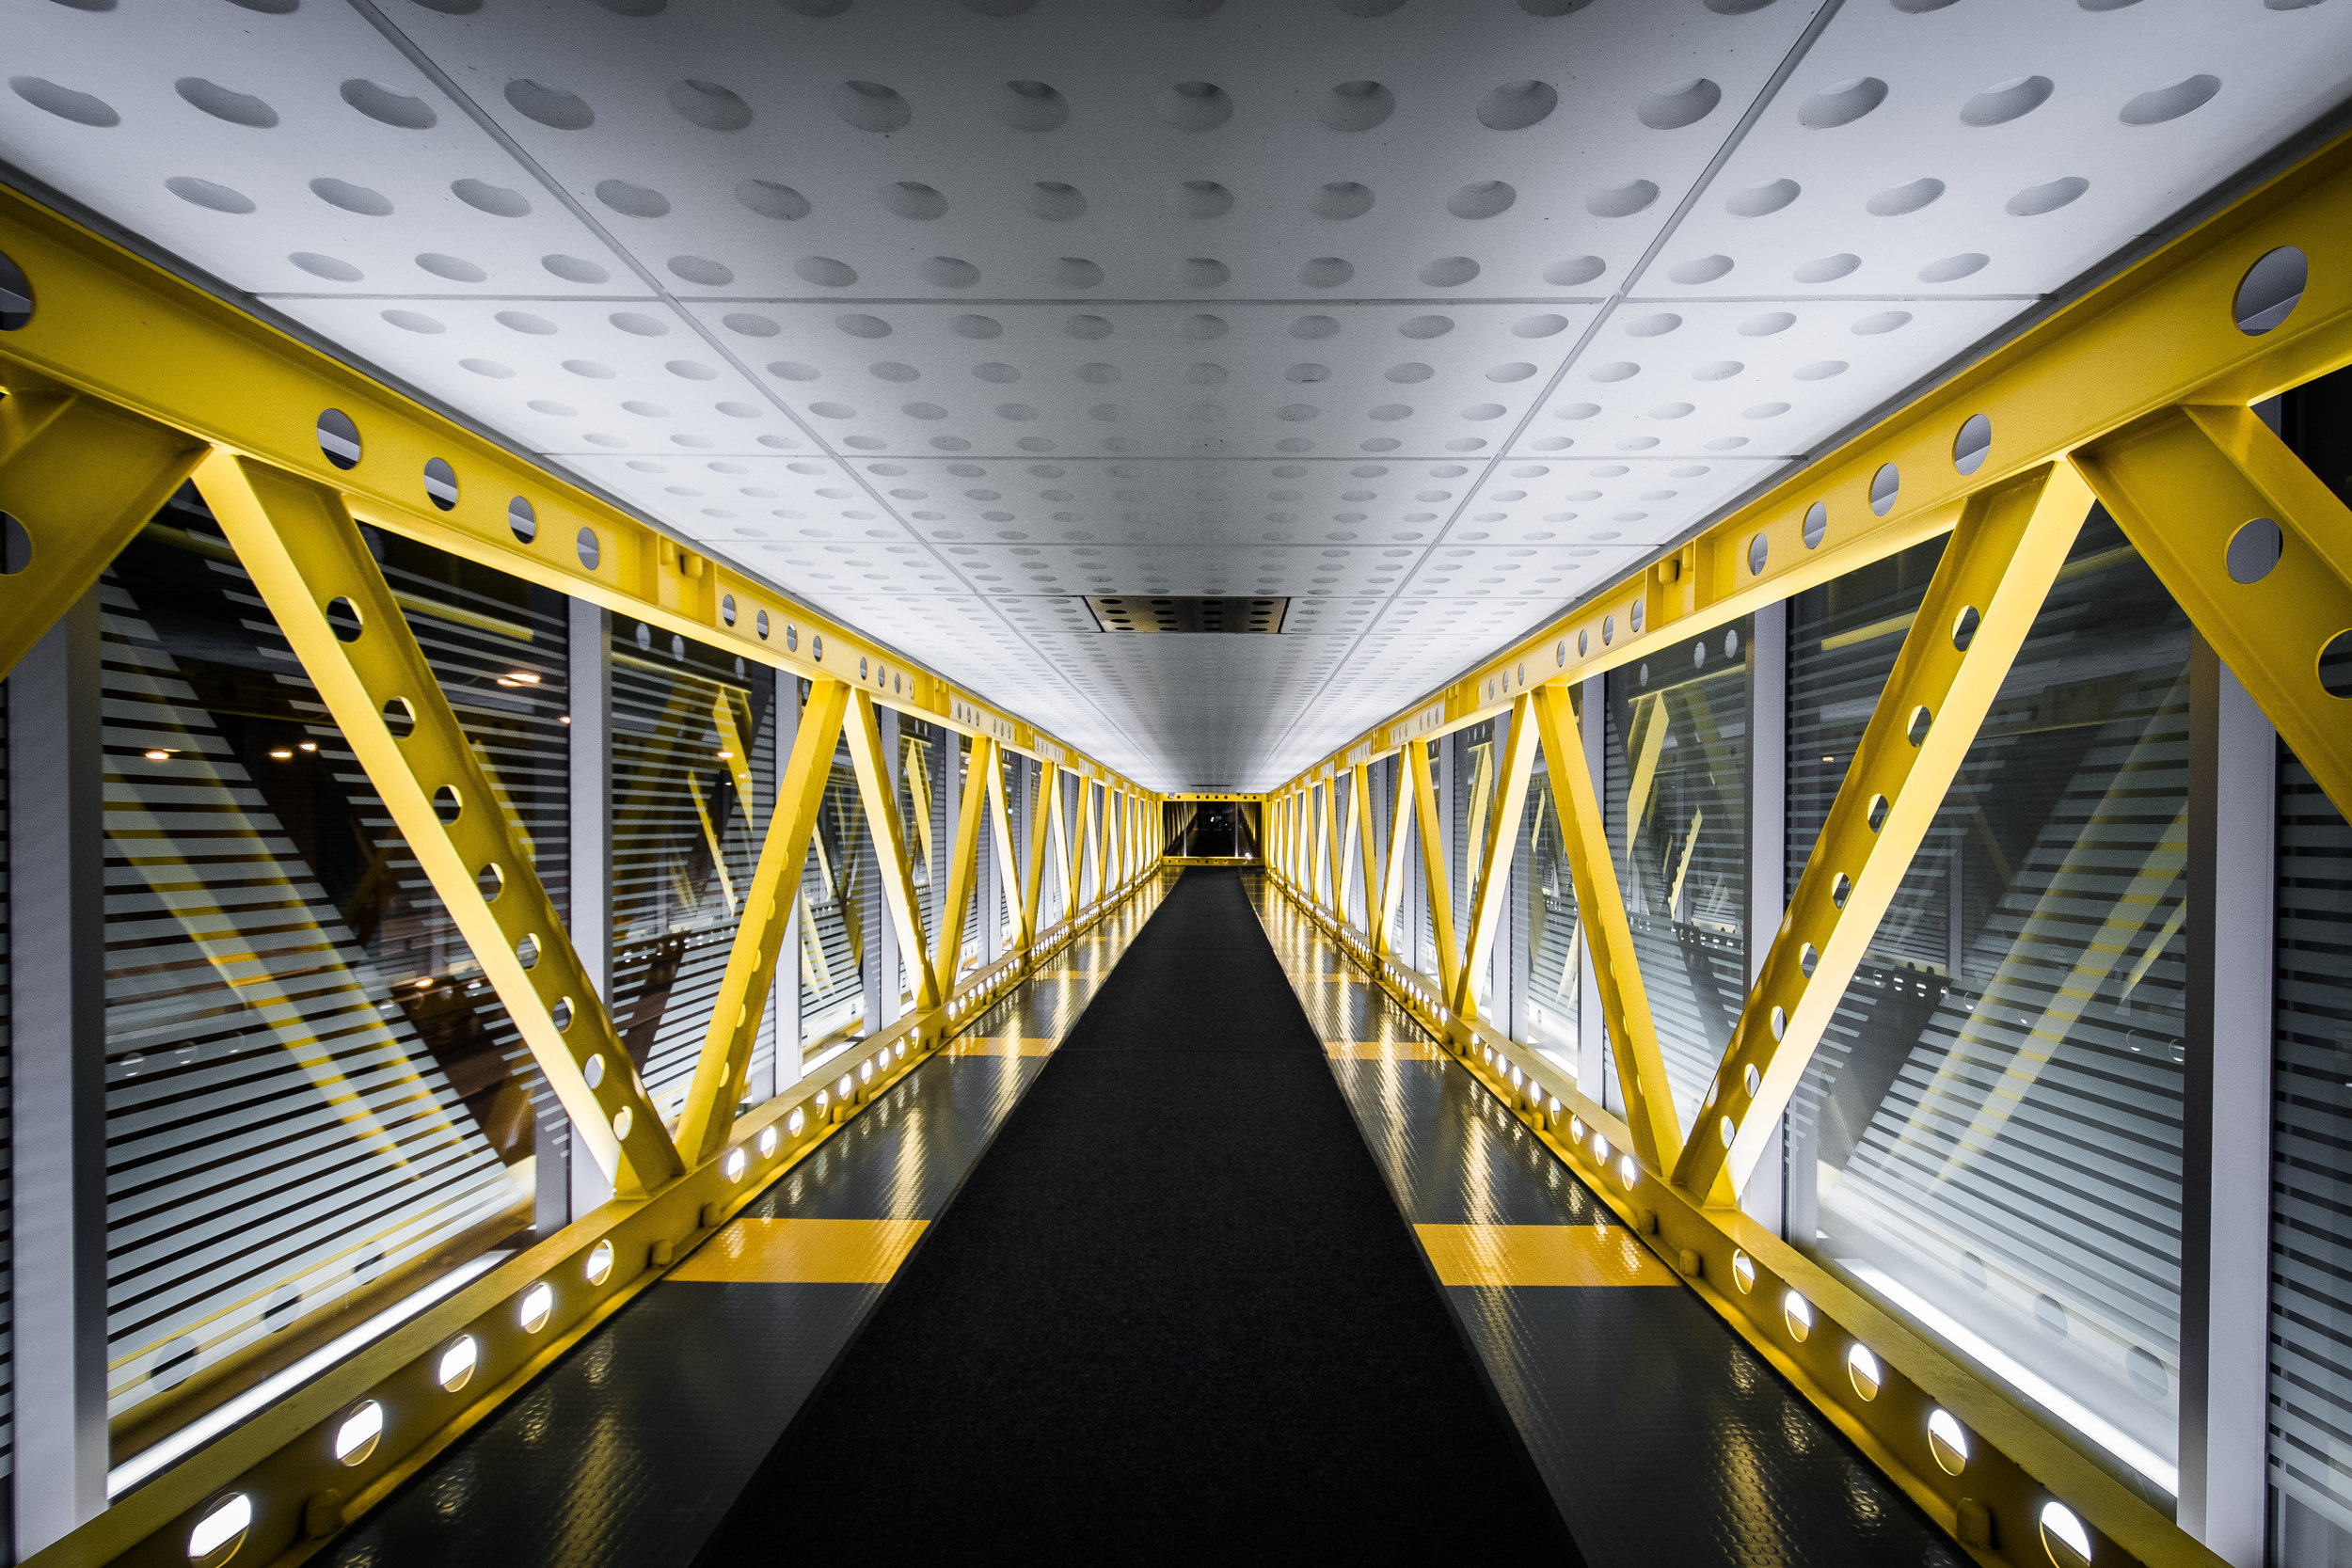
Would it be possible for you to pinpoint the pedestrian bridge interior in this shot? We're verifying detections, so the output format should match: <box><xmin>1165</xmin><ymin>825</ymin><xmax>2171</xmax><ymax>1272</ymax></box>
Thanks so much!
<box><xmin>0</xmin><ymin>1</ymin><xmax>2347</xmax><ymax>1564</ymax></box>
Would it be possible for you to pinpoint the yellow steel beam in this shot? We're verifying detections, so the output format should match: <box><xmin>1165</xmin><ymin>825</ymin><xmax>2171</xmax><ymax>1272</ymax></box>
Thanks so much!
<box><xmin>1454</xmin><ymin>693</ymin><xmax>1542</xmax><ymax>1020</ymax></box>
<box><xmin>1674</xmin><ymin>461</ymin><xmax>2095</xmax><ymax>1201</ymax></box>
<box><xmin>844</xmin><ymin>689</ymin><xmax>938</xmax><ymax>1014</ymax></box>
<box><xmin>1406</xmin><ymin>742</ymin><xmax>1462</xmax><ymax>1003</ymax></box>
<box><xmin>0</xmin><ymin>388</ymin><xmax>203</xmax><ymax>680</ymax></box>
<box><xmin>1272</xmin><ymin>129</ymin><xmax>2352</xmax><ymax>794</ymax></box>
<box><xmin>674</xmin><ymin>678</ymin><xmax>851</xmax><ymax>1166</ymax></box>
<box><xmin>1527</xmin><ymin>684</ymin><xmax>1682</xmax><ymax>1171</ymax></box>
<box><xmin>2077</xmin><ymin>403</ymin><xmax>2352</xmax><ymax>821</ymax></box>
<box><xmin>195</xmin><ymin>450</ymin><xmax>682</xmax><ymax>1196</ymax></box>
<box><xmin>0</xmin><ymin>185</ymin><xmax>1152</xmax><ymax>802</ymax></box>
<box><xmin>930</xmin><ymin>733</ymin><xmax>995</xmax><ymax>997</ymax></box>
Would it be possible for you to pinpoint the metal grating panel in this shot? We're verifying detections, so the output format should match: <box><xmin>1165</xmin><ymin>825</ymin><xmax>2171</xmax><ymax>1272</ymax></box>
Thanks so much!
<box><xmin>1084</xmin><ymin>595</ymin><xmax>1287</xmax><ymax>635</ymax></box>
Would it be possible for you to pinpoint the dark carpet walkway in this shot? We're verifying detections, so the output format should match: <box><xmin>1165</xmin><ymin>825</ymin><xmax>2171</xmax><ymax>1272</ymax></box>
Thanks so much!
<box><xmin>693</xmin><ymin>868</ymin><xmax>1578</xmax><ymax>1564</ymax></box>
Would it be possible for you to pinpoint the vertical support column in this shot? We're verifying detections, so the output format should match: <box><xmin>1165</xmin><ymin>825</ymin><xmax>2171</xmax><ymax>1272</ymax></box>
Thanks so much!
<box><xmin>1577</xmin><ymin>676</ymin><xmax>1611</xmax><ymax>1110</ymax></box>
<box><xmin>1744</xmin><ymin>599</ymin><xmax>1788</xmax><ymax>1232</ymax></box>
<box><xmin>2178</xmin><ymin>633</ymin><xmax>2274</xmax><ymax>1567</ymax></box>
<box><xmin>9</xmin><ymin>592</ymin><xmax>109</xmax><ymax>1558</ymax></box>
<box><xmin>566</xmin><ymin>597</ymin><xmax>614</xmax><ymax>1217</ymax></box>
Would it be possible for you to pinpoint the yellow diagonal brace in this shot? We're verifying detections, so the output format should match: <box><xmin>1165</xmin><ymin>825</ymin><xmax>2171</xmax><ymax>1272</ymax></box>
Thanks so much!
<box><xmin>844</xmin><ymin>689</ymin><xmax>937</xmax><ymax>1012</ymax></box>
<box><xmin>195</xmin><ymin>450</ymin><xmax>683</xmax><ymax>1196</ymax></box>
<box><xmin>1406</xmin><ymin>741</ymin><xmax>1462</xmax><ymax>1004</ymax></box>
<box><xmin>674</xmin><ymin>677</ymin><xmax>850</xmax><ymax>1165</ymax></box>
<box><xmin>985</xmin><ymin>740</ymin><xmax>1027</xmax><ymax>953</ymax></box>
<box><xmin>1022</xmin><ymin>759</ymin><xmax>1057</xmax><ymax>942</ymax></box>
<box><xmin>0</xmin><ymin>390</ymin><xmax>202</xmax><ymax>681</ymax></box>
<box><xmin>1674</xmin><ymin>460</ymin><xmax>2094</xmax><ymax>1200</ymax></box>
<box><xmin>930</xmin><ymin>735</ymin><xmax>993</xmax><ymax>997</ymax></box>
<box><xmin>1377</xmin><ymin>768</ymin><xmax>1412</xmax><ymax>958</ymax></box>
<box><xmin>1353</xmin><ymin>763</ymin><xmax>1382</xmax><ymax>942</ymax></box>
<box><xmin>1529</xmin><ymin>684</ymin><xmax>1683</xmax><ymax>1172</ymax></box>
<box><xmin>1454</xmin><ymin>693</ymin><xmax>1542</xmax><ymax>1019</ymax></box>
<box><xmin>2077</xmin><ymin>403</ymin><xmax>2352</xmax><ymax>823</ymax></box>
<box><xmin>1335</xmin><ymin>774</ymin><xmax>1362</xmax><ymax>925</ymax></box>
<box><xmin>1083</xmin><ymin>779</ymin><xmax>1102</xmax><ymax>906</ymax></box>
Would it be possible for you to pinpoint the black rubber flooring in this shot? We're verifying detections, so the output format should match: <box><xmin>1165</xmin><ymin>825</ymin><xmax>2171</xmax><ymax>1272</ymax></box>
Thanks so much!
<box><xmin>694</xmin><ymin>867</ymin><xmax>1578</xmax><ymax>1564</ymax></box>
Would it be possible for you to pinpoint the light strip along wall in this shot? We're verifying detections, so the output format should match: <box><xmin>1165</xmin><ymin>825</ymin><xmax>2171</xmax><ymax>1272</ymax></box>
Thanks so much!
<box><xmin>0</xmin><ymin>181</ymin><xmax>1162</xmax><ymax>1568</ymax></box>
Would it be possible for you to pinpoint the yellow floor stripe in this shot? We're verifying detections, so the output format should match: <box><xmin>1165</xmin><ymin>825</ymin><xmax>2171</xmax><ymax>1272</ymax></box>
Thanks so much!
<box><xmin>1415</xmin><ymin>1223</ymin><xmax>1681</xmax><ymax>1288</ymax></box>
<box><xmin>670</xmin><ymin>1217</ymin><xmax>929</xmax><ymax>1284</ymax></box>
<box><xmin>1325</xmin><ymin>1039</ymin><xmax>1445</xmax><ymax>1061</ymax></box>
<box><xmin>946</xmin><ymin>1036</ymin><xmax>1058</xmax><ymax>1057</ymax></box>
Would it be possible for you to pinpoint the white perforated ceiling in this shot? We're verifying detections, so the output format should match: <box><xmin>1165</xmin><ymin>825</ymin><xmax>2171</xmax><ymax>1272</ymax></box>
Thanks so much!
<box><xmin>6</xmin><ymin>0</ymin><xmax>2350</xmax><ymax>788</ymax></box>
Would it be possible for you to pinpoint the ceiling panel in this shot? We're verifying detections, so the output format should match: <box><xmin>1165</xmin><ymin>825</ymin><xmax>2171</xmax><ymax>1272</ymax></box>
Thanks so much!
<box><xmin>5</xmin><ymin>0</ymin><xmax>2348</xmax><ymax>789</ymax></box>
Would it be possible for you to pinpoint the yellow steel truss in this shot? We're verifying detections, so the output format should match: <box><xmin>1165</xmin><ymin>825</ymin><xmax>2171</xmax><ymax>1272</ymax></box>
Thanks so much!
<box><xmin>675</xmin><ymin>678</ymin><xmax>852</xmax><ymax>1168</ymax></box>
<box><xmin>196</xmin><ymin>451</ymin><xmax>683</xmax><ymax>1197</ymax></box>
<box><xmin>0</xmin><ymin>179</ymin><xmax>1164</xmax><ymax>1568</ymax></box>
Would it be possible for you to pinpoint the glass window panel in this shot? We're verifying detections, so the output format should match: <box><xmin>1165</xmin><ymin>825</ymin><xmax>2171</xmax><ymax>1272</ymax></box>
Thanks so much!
<box><xmin>2267</xmin><ymin>360</ymin><xmax>2352</xmax><ymax>1564</ymax></box>
<box><xmin>1604</xmin><ymin>619</ymin><xmax>1752</xmax><ymax>1128</ymax></box>
<box><xmin>1524</xmin><ymin>744</ymin><xmax>1581</xmax><ymax>1069</ymax></box>
<box><xmin>100</xmin><ymin>493</ymin><xmax>553</xmax><ymax>1434</ymax></box>
<box><xmin>608</xmin><ymin>621</ymin><xmax>775</xmax><ymax>1122</ymax></box>
<box><xmin>1787</xmin><ymin>510</ymin><xmax>2190</xmax><ymax>1493</ymax></box>
<box><xmin>2272</xmin><ymin>730</ymin><xmax>2352</xmax><ymax>1562</ymax></box>
<box><xmin>895</xmin><ymin>719</ymin><xmax>938</xmax><ymax>947</ymax></box>
<box><xmin>1453</xmin><ymin>721</ymin><xmax>1497</xmax><ymax>988</ymax></box>
<box><xmin>0</xmin><ymin>675</ymin><xmax>12</xmax><ymax>1486</ymax></box>
<box><xmin>798</xmin><ymin>730</ymin><xmax>867</xmax><ymax>1065</ymax></box>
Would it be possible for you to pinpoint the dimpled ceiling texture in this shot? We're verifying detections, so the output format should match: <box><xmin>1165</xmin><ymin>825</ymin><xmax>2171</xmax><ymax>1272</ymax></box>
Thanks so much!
<box><xmin>5</xmin><ymin>2</ymin><xmax>2351</xmax><ymax>789</ymax></box>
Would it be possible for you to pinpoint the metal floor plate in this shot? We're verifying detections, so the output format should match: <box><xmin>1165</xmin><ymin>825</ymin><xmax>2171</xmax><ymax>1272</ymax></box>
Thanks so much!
<box><xmin>1247</xmin><ymin>874</ymin><xmax>1972</xmax><ymax>1568</ymax></box>
<box><xmin>318</xmin><ymin>879</ymin><xmax>1174</xmax><ymax>1568</ymax></box>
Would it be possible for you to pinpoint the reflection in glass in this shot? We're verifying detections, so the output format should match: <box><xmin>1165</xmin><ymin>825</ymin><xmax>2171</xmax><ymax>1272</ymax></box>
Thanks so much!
<box><xmin>101</xmin><ymin>491</ymin><xmax>555</xmax><ymax>1435</ymax></box>
<box><xmin>1605</xmin><ymin>619</ymin><xmax>1752</xmax><ymax>1127</ymax></box>
<box><xmin>2267</xmin><ymin>361</ymin><xmax>2352</xmax><ymax>1562</ymax></box>
<box><xmin>609</xmin><ymin>623</ymin><xmax>775</xmax><ymax>1120</ymax></box>
<box><xmin>1787</xmin><ymin>512</ymin><xmax>2189</xmax><ymax>1493</ymax></box>
<box><xmin>1523</xmin><ymin>743</ymin><xmax>1581</xmax><ymax>1072</ymax></box>
<box><xmin>798</xmin><ymin>728</ymin><xmax>869</xmax><ymax>1063</ymax></box>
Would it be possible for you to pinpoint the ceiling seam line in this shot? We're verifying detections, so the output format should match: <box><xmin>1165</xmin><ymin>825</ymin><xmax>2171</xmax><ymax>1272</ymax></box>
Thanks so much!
<box><xmin>339</xmin><ymin>0</ymin><xmax>1125</xmax><ymax>754</ymax></box>
<box><xmin>1248</xmin><ymin>0</ymin><xmax>1850</xmax><ymax>785</ymax></box>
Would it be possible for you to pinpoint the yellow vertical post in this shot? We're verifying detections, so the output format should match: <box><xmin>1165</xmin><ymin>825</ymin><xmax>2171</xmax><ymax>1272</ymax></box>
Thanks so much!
<box><xmin>675</xmin><ymin>678</ymin><xmax>851</xmax><ymax>1164</ymax></box>
<box><xmin>1353</xmin><ymin>764</ymin><xmax>1382</xmax><ymax>944</ymax></box>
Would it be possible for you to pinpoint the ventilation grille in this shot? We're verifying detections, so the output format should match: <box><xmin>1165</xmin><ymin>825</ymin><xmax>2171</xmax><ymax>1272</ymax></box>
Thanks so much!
<box><xmin>1085</xmin><ymin>595</ymin><xmax>1289</xmax><ymax>634</ymax></box>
